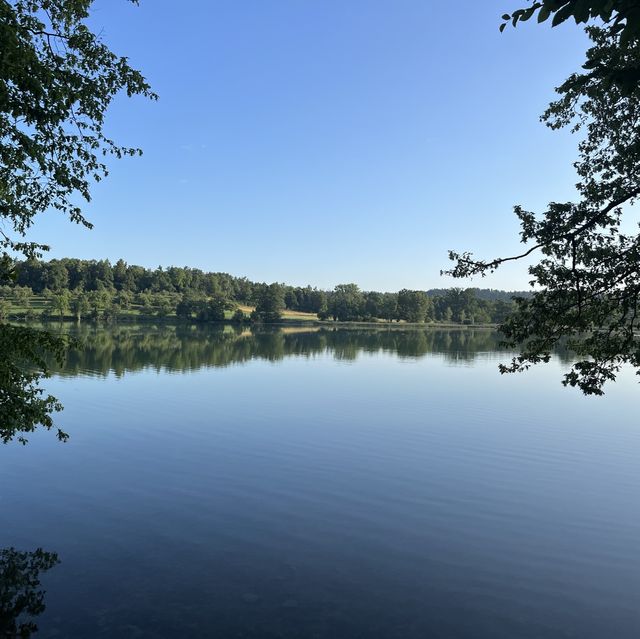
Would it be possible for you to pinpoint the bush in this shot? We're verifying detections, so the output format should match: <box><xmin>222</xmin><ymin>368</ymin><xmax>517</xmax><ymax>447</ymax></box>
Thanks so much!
<box><xmin>231</xmin><ymin>308</ymin><xmax>246</xmax><ymax>323</ymax></box>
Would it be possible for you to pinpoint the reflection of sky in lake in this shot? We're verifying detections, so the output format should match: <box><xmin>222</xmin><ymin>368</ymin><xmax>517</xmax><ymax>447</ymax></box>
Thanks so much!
<box><xmin>2</xmin><ymin>328</ymin><xmax>639</xmax><ymax>638</ymax></box>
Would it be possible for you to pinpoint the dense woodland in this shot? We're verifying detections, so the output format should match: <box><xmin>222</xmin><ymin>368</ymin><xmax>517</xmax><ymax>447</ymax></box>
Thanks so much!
<box><xmin>0</xmin><ymin>258</ymin><xmax>530</xmax><ymax>325</ymax></box>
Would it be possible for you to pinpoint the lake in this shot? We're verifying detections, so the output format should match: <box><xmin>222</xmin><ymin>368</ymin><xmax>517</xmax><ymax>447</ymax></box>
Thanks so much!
<box><xmin>2</xmin><ymin>324</ymin><xmax>639</xmax><ymax>638</ymax></box>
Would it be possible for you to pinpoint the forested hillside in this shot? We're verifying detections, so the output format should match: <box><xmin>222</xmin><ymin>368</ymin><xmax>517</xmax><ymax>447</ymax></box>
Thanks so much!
<box><xmin>0</xmin><ymin>258</ymin><xmax>528</xmax><ymax>325</ymax></box>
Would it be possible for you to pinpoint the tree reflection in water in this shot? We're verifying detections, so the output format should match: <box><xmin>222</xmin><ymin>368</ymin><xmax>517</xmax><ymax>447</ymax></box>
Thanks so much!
<box><xmin>49</xmin><ymin>324</ymin><xmax>520</xmax><ymax>378</ymax></box>
<box><xmin>0</xmin><ymin>547</ymin><xmax>58</xmax><ymax>638</ymax></box>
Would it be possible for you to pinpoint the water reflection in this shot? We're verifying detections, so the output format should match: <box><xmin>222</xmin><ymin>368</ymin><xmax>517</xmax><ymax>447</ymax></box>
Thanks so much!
<box><xmin>1</xmin><ymin>325</ymin><xmax>635</xmax><ymax>638</ymax></box>
<box><xmin>51</xmin><ymin>324</ymin><xmax>515</xmax><ymax>377</ymax></box>
<box><xmin>0</xmin><ymin>547</ymin><xmax>58</xmax><ymax>638</ymax></box>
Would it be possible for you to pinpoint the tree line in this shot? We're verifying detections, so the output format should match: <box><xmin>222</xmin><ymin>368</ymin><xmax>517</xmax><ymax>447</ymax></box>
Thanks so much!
<box><xmin>1</xmin><ymin>258</ymin><xmax>528</xmax><ymax>325</ymax></box>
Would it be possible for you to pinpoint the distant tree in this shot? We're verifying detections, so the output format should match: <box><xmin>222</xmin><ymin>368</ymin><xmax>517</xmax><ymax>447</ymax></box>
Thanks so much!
<box><xmin>113</xmin><ymin>259</ymin><xmax>129</xmax><ymax>291</ymax></box>
<box><xmin>309</xmin><ymin>289</ymin><xmax>328</xmax><ymax>315</ymax></box>
<box><xmin>196</xmin><ymin>297</ymin><xmax>227</xmax><ymax>322</ymax></box>
<box><xmin>491</xmin><ymin>299</ymin><xmax>513</xmax><ymax>324</ymax></box>
<box><xmin>438</xmin><ymin>289</ymin><xmax>477</xmax><ymax>324</ymax></box>
<box><xmin>50</xmin><ymin>291</ymin><xmax>70</xmax><ymax>321</ymax></box>
<box><xmin>167</xmin><ymin>266</ymin><xmax>190</xmax><ymax>292</ymax></box>
<box><xmin>251</xmin><ymin>284</ymin><xmax>285</xmax><ymax>323</ymax></box>
<box><xmin>151</xmin><ymin>267</ymin><xmax>173</xmax><ymax>293</ymax></box>
<box><xmin>379</xmin><ymin>293</ymin><xmax>398</xmax><ymax>322</ymax></box>
<box><xmin>473</xmin><ymin>304</ymin><xmax>493</xmax><ymax>325</ymax></box>
<box><xmin>102</xmin><ymin>302</ymin><xmax>121</xmax><ymax>323</ymax></box>
<box><xmin>72</xmin><ymin>294</ymin><xmax>90</xmax><ymax>323</ymax></box>
<box><xmin>155</xmin><ymin>299</ymin><xmax>173</xmax><ymax>319</ymax></box>
<box><xmin>87</xmin><ymin>290</ymin><xmax>107</xmax><ymax>321</ymax></box>
<box><xmin>42</xmin><ymin>261</ymin><xmax>68</xmax><ymax>292</ymax></box>
<box><xmin>16</xmin><ymin>260</ymin><xmax>44</xmax><ymax>292</ymax></box>
<box><xmin>364</xmin><ymin>291</ymin><xmax>383</xmax><ymax>319</ymax></box>
<box><xmin>117</xmin><ymin>290</ymin><xmax>134</xmax><ymax>310</ymax></box>
<box><xmin>86</xmin><ymin>260</ymin><xmax>115</xmax><ymax>291</ymax></box>
<box><xmin>231</xmin><ymin>308</ymin><xmax>247</xmax><ymax>323</ymax></box>
<box><xmin>13</xmin><ymin>286</ymin><xmax>32</xmax><ymax>308</ymax></box>
<box><xmin>397</xmin><ymin>289</ymin><xmax>430</xmax><ymax>323</ymax></box>
<box><xmin>284</xmin><ymin>288</ymin><xmax>299</xmax><ymax>310</ymax></box>
<box><xmin>175</xmin><ymin>294</ymin><xmax>195</xmax><ymax>320</ymax></box>
<box><xmin>234</xmin><ymin>277</ymin><xmax>253</xmax><ymax>303</ymax></box>
<box><xmin>139</xmin><ymin>293</ymin><xmax>155</xmax><ymax>316</ymax></box>
<box><xmin>0</xmin><ymin>299</ymin><xmax>10</xmax><ymax>321</ymax></box>
<box><xmin>330</xmin><ymin>284</ymin><xmax>364</xmax><ymax>321</ymax></box>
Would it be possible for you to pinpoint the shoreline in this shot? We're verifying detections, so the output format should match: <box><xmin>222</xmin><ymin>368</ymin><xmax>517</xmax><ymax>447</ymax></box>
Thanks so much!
<box><xmin>5</xmin><ymin>314</ymin><xmax>499</xmax><ymax>330</ymax></box>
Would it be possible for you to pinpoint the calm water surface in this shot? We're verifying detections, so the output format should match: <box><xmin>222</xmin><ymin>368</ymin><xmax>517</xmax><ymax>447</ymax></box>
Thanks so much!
<box><xmin>2</xmin><ymin>325</ymin><xmax>639</xmax><ymax>638</ymax></box>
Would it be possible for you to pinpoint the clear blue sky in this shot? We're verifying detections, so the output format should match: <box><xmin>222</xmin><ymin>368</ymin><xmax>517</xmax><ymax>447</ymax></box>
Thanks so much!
<box><xmin>32</xmin><ymin>0</ymin><xmax>588</xmax><ymax>291</ymax></box>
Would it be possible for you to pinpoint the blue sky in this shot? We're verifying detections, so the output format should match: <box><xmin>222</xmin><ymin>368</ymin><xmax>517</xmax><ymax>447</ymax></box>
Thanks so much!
<box><xmin>32</xmin><ymin>0</ymin><xmax>588</xmax><ymax>291</ymax></box>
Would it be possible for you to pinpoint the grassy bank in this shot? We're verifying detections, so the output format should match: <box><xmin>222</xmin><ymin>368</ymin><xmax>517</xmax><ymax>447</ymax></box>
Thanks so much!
<box><xmin>1</xmin><ymin>295</ymin><xmax>497</xmax><ymax>329</ymax></box>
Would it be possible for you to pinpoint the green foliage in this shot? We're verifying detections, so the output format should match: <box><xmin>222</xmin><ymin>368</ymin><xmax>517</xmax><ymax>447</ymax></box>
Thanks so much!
<box><xmin>154</xmin><ymin>298</ymin><xmax>172</xmax><ymax>319</ymax></box>
<box><xmin>0</xmin><ymin>547</ymin><xmax>59</xmax><ymax>638</ymax></box>
<box><xmin>0</xmin><ymin>0</ymin><xmax>155</xmax><ymax>259</ymax></box>
<box><xmin>71</xmin><ymin>292</ymin><xmax>89</xmax><ymax>322</ymax></box>
<box><xmin>397</xmin><ymin>289</ymin><xmax>431</xmax><ymax>323</ymax></box>
<box><xmin>13</xmin><ymin>286</ymin><xmax>31</xmax><ymax>307</ymax></box>
<box><xmin>448</xmin><ymin>8</ymin><xmax>640</xmax><ymax>394</ymax></box>
<box><xmin>175</xmin><ymin>294</ymin><xmax>194</xmax><ymax>320</ymax></box>
<box><xmin>195</xmin><ymin>297</ymin><xmax>226</xmax><ymax>322</ymax></box>
<box><xmin>4</xmin><ymin>256</ymin><xmax>520</xmax><ymax>326</ymax></box>
<box><xmin>329</xmin><ymin>284</ymin><xmax>364</xmax><ymax>321</ymax></box>
<box><xmin>501</xmin><ymin>1</ymin><xmax>640</xmax><ymax>43</ymax></box>
<box><xmin>251</xmin><ymin>284</ymin><xmax>285</xmax><ymax>323</ymax></box>
<box><xmin>0</xmin><ymin>298</ymin><xmax>10</xmax><ymax>321</ymax></box>
<box><xmin>116</xmin><ymin>290</ymin><xmax>133</xmax><ymax>310</ymax></box>
<box><xmin>231</xmin><ymin>308</ymin><xmax>247</xmax><ymax>323</ymax></box>
<box><xmin>0</xmin><ymin>325</ymin><xmax>67</xmax><ymax>444</ymax></box>
<box><xmin>50</xmin><ymin>290</ymin><xmax>70</xmax><ymax>320</ymax></box>
<box><xmin>379</xmin><ymin>293</ymin><xmax>398</xmax><ymax>322</ymax></box>
<box><xmin>0</xmin><ymin>1</ymin><xmax>153</xmax><ymax>440</ymax></box>
<box><xmin>176</xmin><ymin>294</ymin><xmax>227</xmax><ymax>322</ymax></box>
<box><xmin>87</xmin><ymin>289</ymin><xmax>112</xmax><ymax>320</ymax></box>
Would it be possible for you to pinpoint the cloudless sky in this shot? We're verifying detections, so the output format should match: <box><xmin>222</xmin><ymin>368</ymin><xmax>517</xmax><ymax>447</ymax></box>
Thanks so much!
<box><xmin>31</xmin><ymin>0</ymin><xmax>589</xmax><ymax>291</ymax></box>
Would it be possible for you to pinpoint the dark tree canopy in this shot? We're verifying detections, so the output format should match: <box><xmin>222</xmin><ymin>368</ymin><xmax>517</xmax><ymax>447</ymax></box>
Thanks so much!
<box><xmin>0</xmin><ymin>0</ymin><xmax>153</xmax><ymax>442</ymax></box>
<box><xmin>0</xmin><ymin>0</ymin><xmax>155</xmax><ymax>262</ymax></box>
<box><xmin>251</xmin><ymin>284</ymin><xmax>285</xmax><ymax>323</ymax></box>
<box><xmin>447</xmin><ymin>3</ymin><xmax>640</xmax><ymax>394</ymax></box>
<box><xmin>501</xmin><ymin>1</ymin><xmax>640</xmax><ymax>42</ymax></box>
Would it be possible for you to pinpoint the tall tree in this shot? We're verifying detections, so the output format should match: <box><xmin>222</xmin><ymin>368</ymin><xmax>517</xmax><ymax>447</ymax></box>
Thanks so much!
<box><xmin>251</xmin><ymin>284</ymin><xmax>285</xmax><ymax>323</ymax></box>
<box><xmin>0</xmin><ymin>0</ymin><xmax>154</xmax><ymax>441</ymax></box>
<box><xmin>50</xmin><ymin>290</ymin><xmax>70</xmax><ymax>320</ymax></box>
<box><xmin>447</xmin><ymin>3</ymin><xmax>640</xmax><ymax>394</ymax></box>
<box><xmin>397</xmin><ymin>289</ymin><xmax>431</xmax><ymax>323</ymax></box>
<box><xmin>71</xmin><ymin>292</ymin><xmax>89</xmax><ymax>322</ymax></box>
<box><xmin>329</xmin><ymin>284</ymin><xmax>364</xmax><ymax>321</ymax></box>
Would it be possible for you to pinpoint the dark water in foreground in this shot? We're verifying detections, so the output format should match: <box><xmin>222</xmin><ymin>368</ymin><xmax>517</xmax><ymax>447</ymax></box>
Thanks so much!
<box><xmin>2</xmin><ymin>325</ymin><xmax>639</xmax><ymax>638</ymax></box>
